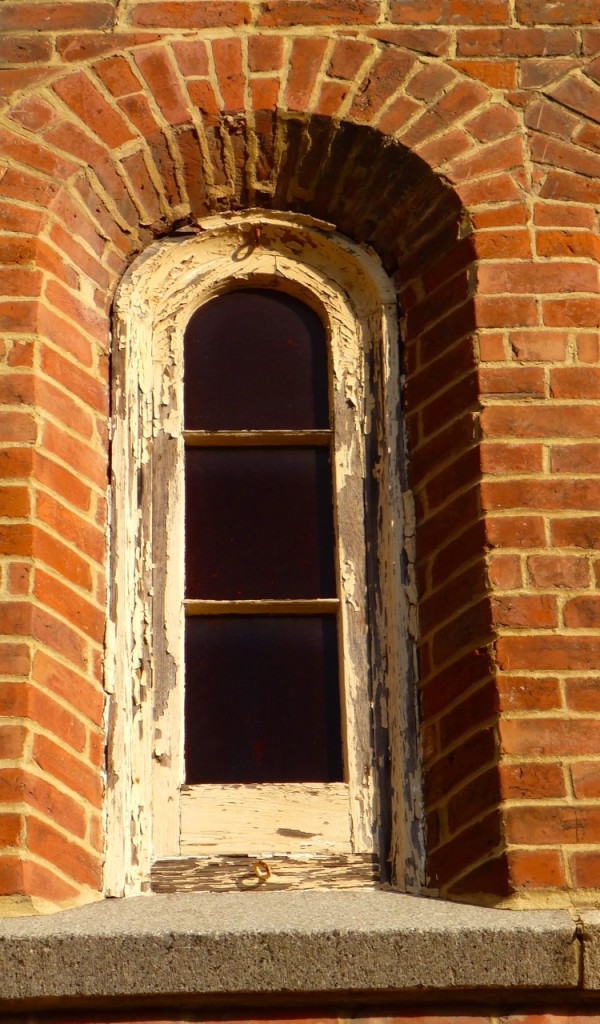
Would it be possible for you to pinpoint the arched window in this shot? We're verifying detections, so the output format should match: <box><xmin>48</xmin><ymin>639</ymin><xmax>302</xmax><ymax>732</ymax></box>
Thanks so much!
<box><xmin>106</xmin><ymin>214</ymin><xmax>421</xmax><ymax>895</ymax></box>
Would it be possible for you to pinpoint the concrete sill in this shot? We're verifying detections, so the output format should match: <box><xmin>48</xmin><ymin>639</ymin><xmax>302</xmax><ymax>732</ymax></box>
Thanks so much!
<box><xmin>0</xmin><ymin>889</ymin><xmax>592</xmax><ymax>1010</ymax></box>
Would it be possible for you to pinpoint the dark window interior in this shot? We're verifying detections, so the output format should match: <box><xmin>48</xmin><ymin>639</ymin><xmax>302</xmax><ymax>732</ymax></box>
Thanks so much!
<box><xmin>183</xmin><ymin>288</ymin><xmax>342</xmax><ymax>785</ymax></box>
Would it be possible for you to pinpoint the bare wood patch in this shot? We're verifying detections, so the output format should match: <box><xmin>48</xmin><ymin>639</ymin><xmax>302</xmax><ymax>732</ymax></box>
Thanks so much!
<box><xmin>180</xmin><ymin>782</ymin><xmax>352</xmax><ymax>854</ymax></box>
<box><xmin>151</xmin><ymin>853</ymin><xmax>378</xmax><ymax>892</ymax></box>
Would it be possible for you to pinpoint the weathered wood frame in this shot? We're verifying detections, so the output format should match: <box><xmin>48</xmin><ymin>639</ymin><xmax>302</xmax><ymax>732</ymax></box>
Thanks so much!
<box><xmin>105</xmin><ymin>212</ymin><xmax>423</xmax><ymax>896</ymax></box>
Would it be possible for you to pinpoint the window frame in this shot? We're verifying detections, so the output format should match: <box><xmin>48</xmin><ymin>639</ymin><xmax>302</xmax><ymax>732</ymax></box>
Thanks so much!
<box><xmin>106</xmin><ymin>212</ymin><xmax>421</xmax><ymax>896</ymax></box>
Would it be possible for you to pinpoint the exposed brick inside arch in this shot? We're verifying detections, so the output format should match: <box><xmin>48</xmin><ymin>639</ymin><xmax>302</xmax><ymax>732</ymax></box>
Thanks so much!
<box><xmin>2</xmin><ymin>25</ymin><xmax>600</xmax><ymax>908</ymax></box>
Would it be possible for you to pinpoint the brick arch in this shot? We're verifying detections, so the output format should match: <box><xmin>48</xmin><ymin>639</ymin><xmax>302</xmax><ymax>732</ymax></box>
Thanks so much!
<box><xmin>0</xmin><ymin>38</ymin><xmax>531</xmax><ymax>909</ymax></box>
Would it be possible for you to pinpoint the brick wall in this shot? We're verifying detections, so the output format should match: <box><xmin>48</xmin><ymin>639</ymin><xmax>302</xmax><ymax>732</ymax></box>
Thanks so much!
<box><xmin>0</xmin><ymin>0</ymin><xmax>599</xmax><ymax>909</ymax></box>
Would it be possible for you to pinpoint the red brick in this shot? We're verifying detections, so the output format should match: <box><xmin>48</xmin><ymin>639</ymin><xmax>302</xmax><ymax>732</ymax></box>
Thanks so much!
<box><xmin>565</xmin><ymin>595</ymin><xmax>600</xmax><ymax>628</ymax></box>
<box><xmin>406</xmin><ymin>64</ymin><xmax>455</xmax><ymax>101</ymax></box>
<box><xmin>131</xmin><ymin>2</ymin><xmax>251</xmax><ymax>27</ymax></box>
<box><xmin>507</xmin><ymin>804</ymin><xmax>600</xmax><ymax>845</ymax></box>
<box><xmin>27</xmin><ymin>816</ymin><xmax>101</xmax><ymax>889</ymax></box>
<box><xmin>500</xmin><ymin>761</ymin><xmax>567</xmax><ymax>799</ymax></box>
<box><xmin>186</xmin><ymin>80</ymin><xmax>220</xmax><ymax>117</ymax></box>
<box><xmin>0</xmin><ymin>724</ymin><xmax>27</xmax><ymax>760</ymax></box>
<box><xmin>520</xmin><ymin>58</ymin><xmax>579</xmax><ymax>89</ymax></box>
<box><xmin>0</xmin><ymin>201</ymin><xmax>45</xmax><ymax>236</ymax></box>
<box><xmin>578</xmin><ymin>333</ymin><xmax>600</xmax><ymax>363</ymax></box>
<box><xmin>0</xmin><ymin>3</ymin><xmax>114</xmax><ymax>30</ymax></box>
<box><xmin>584</xmin><ymin>29</ymin><xmax>600</xmax><ymax>53</ymax></box>
<box><xmin>509</xmin><ymin>330</ymin><xmax>569</xmax><ymax>361</ymax></box>
<box><xmin>534</xmin><ymin>200</ymin><xmax>595</xmax><ymax>229</ymax></box>
<box><xmin>451</xmin><ymin>59</ymin><xmax>516</xmax><ymax>90</ymax></box>
<box><xmin>497</xmin><ymin>675</ymin><xmax>562</xmax><ymax>712</ymax></box>
<box><xmin>315</xmin><ymin>81</ymin><xmax>349</xmax><ymax>117</ymax></box>
<box><xmin>571</xmin><ymin>762</ymin><xmax>600</xmax><ymax>799</ymax></box>
<box><xmin>502</xmin><ymin>717</ymin><xmax>600</xmax><ymax>756</ymax></box>
<box><xmin>571</xmin><ymin>852</ymin><xmax>600</xmax><ymax>887</ymax></box>
<box><xmin>94</xmin><ymin>55</ymin><xmax>141</xmax><ymax>98</ymax></box>
<box><xmin>481</xmin><ymin>405</ymin><xmax>600</xmax><ymax>439</ymax></box>
<box><xmin>492</xmin><ymin>594</ymin><xmax>557</xmax><ymax>628</ymax></box>
<box><xmin>0</xmin><ymin>812</ymin><xmax>21</xmax><ymax>847</ymax></box>
<box><xmin>531</xmin><ymin>135</ymin><xmax>600</xmax><ymax>181</ymax></box>
<box><xmin>8</xmin><ymin>563</ymin><xmax>31</xmax><ymax>596</ymax></box>
<box><xmin>53</xmin><ymin>74</ymin><xmax>135</xmax><ymax>149</ymax></box>
<box><xmin>425</xmin><ymin>728</ymin><xmax>497</xmax><ymax>805</ymax></box>
<box><xmin>565</xmin><ymin>677</ymin><xmax>600</xmax><ymax>712</ymax></box>
<box><xmin>248</xmin><ymin>35</ymin><xmax>283</xmax><ymax>73</ymax></box>
<box><xmin>544</xmin><ymin>298</ymin><xmax>600</xmax><ymax>329</ymax></box>
<box><xmin>34</xmin><ymin>452</ymin><xmax>91</xmax><ymax>513</ymax></box>
<box><xmin>0</xmin><ymin>769</ymin><xmax>86</xmax><ymax>839</ymax></box>
<box><xmin>170</xmin><ymin>39</ymin><xmax>208</xmax><ymax>78</ymax></box>
<box><xmin>40</xmin><ymin>346</ymin><xmax>107</xmax><ymax>415</ymax></box>
<box><xmin>479</xmin><ymin>260</ymin><xmax>598</xmax><ymax>295</ymax></box>
<box><xmin>528</xmin><ymin>553</ymin><xmax>590</xmax><ymax>588</ymax></box>
<box><xmin>457</xmin><ymin>27</ymin><xmax>577</xmax><ymax>56</ymax></box>
<box><xmin>447</xmin><ymin>765</ymin><xmax>500</xmax><ymax>834</ymax></box>
<box><xmin>33</xmin><ymin>734</ymin><xmax>102</xmax><ymax>807</ymax></box>
<box><xmin>449</xmin><ymin>0</ymin><xmax>510</xmax><ymax>23</ymax></box>
<box><xmin>389</xmin><ymin>0</ymin><xmax>444</xmax><ymax>21</ymax></box>
<box><xmin>0</xmin><ymin>35</ymin><xmax>53</xmax><ymax>64</ymax></box>
<box><xmin>56</xmin><ymin>31</ymin><xmax>154</xmax><ymax>63</ymax></box>
<box><xmin>508</xmin><ymin>849</ymin><xmax>566</xmax><ymax>888</ymax></box>
<box><xmin>497</xmin><ymin>634</ymin><xmax>600</xmax><ymax>672</ymax></box>
<box><xmin>541</xmin><ymin>169</ymin><xmax>600</xmax><ymax>206</ymax></box>
<box><xmin>327</xmin><ymin>39</ymin><xmax>371</xmax><ymax>80</ymax></box>
<box><xmin>285</xmin><ymin>37</ymin><xmax>328</xmax><ymax>112</ymax></box>
<box><xmin>369</xmin><ymin>27</ymin><xmax>450</xmax><ymax>56</ymax></box>
<box><xmin>34</xmin><ymin>568</ymin><xmax>104</xmax><ymax>643</ymax></box>
<box><xmin>350</xmin><ymin>48</ymin><xmax>416</xmax><ymax>122</ymax></box>
<box><xmin>475</xmin><ymin>295</ymin><xmax>538</xmax><ymax>327</ymax></box>
<box><xmin>0</xmin><ymin>857</ymin><xmax>81</xmax><ymax>901</ymax></box>
<box><xmin>250</xmin><ymin>77</ymin><xmax>281</xmax><ymax>111</ymax></box>
<box><xmin>0</xmin><ymin>411</ymin><xmax>36</xmax><ymax>444</ymax></box>
<box><xmin>488</xmin><ymin>553</ymin><xmax>522</xmax><ymax>588</ymax></box>
<box><xmin>134</xmin><ymin>46</ymin><xmax>190</xmax><ymax>124</ymax></box>
<box><xmin>478</xmin><ymin>332</ymin><xmax>506</xmax><ymax>361</ymax></box>
<box><xmin>484</xmin><ymin>478</ymin><xmax>600</xmax><ymax>513</ymax></box>
<box><xmin>479</xmin><ymin>367</ymin><xmax>545</xmax><ymax>398</ymax></box>
<box><xmin>259</xmin><ymin>0</ymin><xmax>379</xmax><ymax>25</ymax></box>
<box><xmin>32</xmin><ymin>525</ymin><xmax>92</xmax><ymax>592</ymax></box>
<box><xmin>517</xmin><ymin>0</ymin><xmax>600</xmax><ymax>22</ymax></box>
<box><xmin>476</xmin><ymin>230</ymin><xmax>531</xmax><ymax>261</ymax></box>
<box><xmin>481</xmin><ymin>442</ymin><xmax>543</xmax><ymax>475</ymax></box>
<box><xmin>428</xmin><ymin>809</ymin><xmax>503</xmax><ymax>887</ymax></box>
<box><xmin>32</xmin><ymin>650</ymin><xmax>103</xmax><ymax>726</ymax></box>
<box><xmin>402</xmin><ymin>79</ymin><xmax>489</xmax><ymax>145</ymax></box>
<box><xmin>474</xmin><ymin>204</ymin><xmax>528</xmax><ymax>230</ymax></box>
<box><xmin>0</xmin><ymin>644</ymin><xmax>30</xmax><ymax>676</ymax></box>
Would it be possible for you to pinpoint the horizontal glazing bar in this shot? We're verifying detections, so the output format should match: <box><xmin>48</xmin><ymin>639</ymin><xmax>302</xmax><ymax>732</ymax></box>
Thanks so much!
<box><xmin>185</xmin><ymin>599</ymin><xmax>340</xmax><ymax>615</ymax></box>
<box><xmin>183</xmin><ymin>430</ymin><xmax>331</xmax><ymax>447</ymax></box>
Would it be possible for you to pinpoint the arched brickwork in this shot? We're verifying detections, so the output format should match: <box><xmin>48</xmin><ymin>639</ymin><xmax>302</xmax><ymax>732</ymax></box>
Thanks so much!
<box><xmin>1</xmin><ymin>31</ymin><xmax>599</xmax><ymax>909</ymax></box>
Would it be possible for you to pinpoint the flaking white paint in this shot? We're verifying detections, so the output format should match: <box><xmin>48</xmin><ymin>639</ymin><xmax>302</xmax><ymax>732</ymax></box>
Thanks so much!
<box><xmin>106</xmin><ymin>212</ymin><xmax>424</xmax><ymax>896</ymax></box>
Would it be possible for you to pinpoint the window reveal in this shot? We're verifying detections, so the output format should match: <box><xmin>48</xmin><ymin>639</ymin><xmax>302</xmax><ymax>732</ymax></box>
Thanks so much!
<box><xmin>182</xmin><ymin>289</ymin><xmax>343</xmax><ymax>786</ymax></box>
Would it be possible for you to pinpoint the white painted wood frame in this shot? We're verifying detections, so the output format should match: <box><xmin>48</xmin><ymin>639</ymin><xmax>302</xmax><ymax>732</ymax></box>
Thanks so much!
<box><xmin>106</xmin><ymin>211</ymin><xmax>423</xmax><ymax>895</ymax></box>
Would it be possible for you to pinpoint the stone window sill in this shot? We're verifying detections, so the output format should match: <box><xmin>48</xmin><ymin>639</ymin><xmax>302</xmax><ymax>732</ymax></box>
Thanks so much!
<box><xmin>3</xmin><ymin>889</ymin><xmax>599</xmax><ymax>1010</ymax></box>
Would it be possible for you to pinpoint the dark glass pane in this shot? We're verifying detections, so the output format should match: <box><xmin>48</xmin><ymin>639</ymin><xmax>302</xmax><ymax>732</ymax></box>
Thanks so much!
<box><xmin>184</xmin><ymin>289</ymin><xmax>329</xmax><ymax>430</ymax></box>
<box><xmin>185</xmin><ymin>447</ymin><xmax>336</xmax><ymax>599</ymax></box>
<box><xmin>185</xmin><ymin>615</ymin><xmax>342</xmax><ymax>783</ymax></box>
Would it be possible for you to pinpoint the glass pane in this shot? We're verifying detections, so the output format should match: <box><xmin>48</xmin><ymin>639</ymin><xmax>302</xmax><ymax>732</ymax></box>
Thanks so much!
<box><xmin>184</xmin><ymin>289</ymin><xmax>329</xmax><ymax>430</ymax></box>
<box><xmin>185</xmin><ymin>615</ymin><xmax>342</xmax><ymax>783</ymax></box>
<box><xmin>185</xmin><ymin>447</ymin><xmax>336</xmax><ymax>599</ymax></box>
